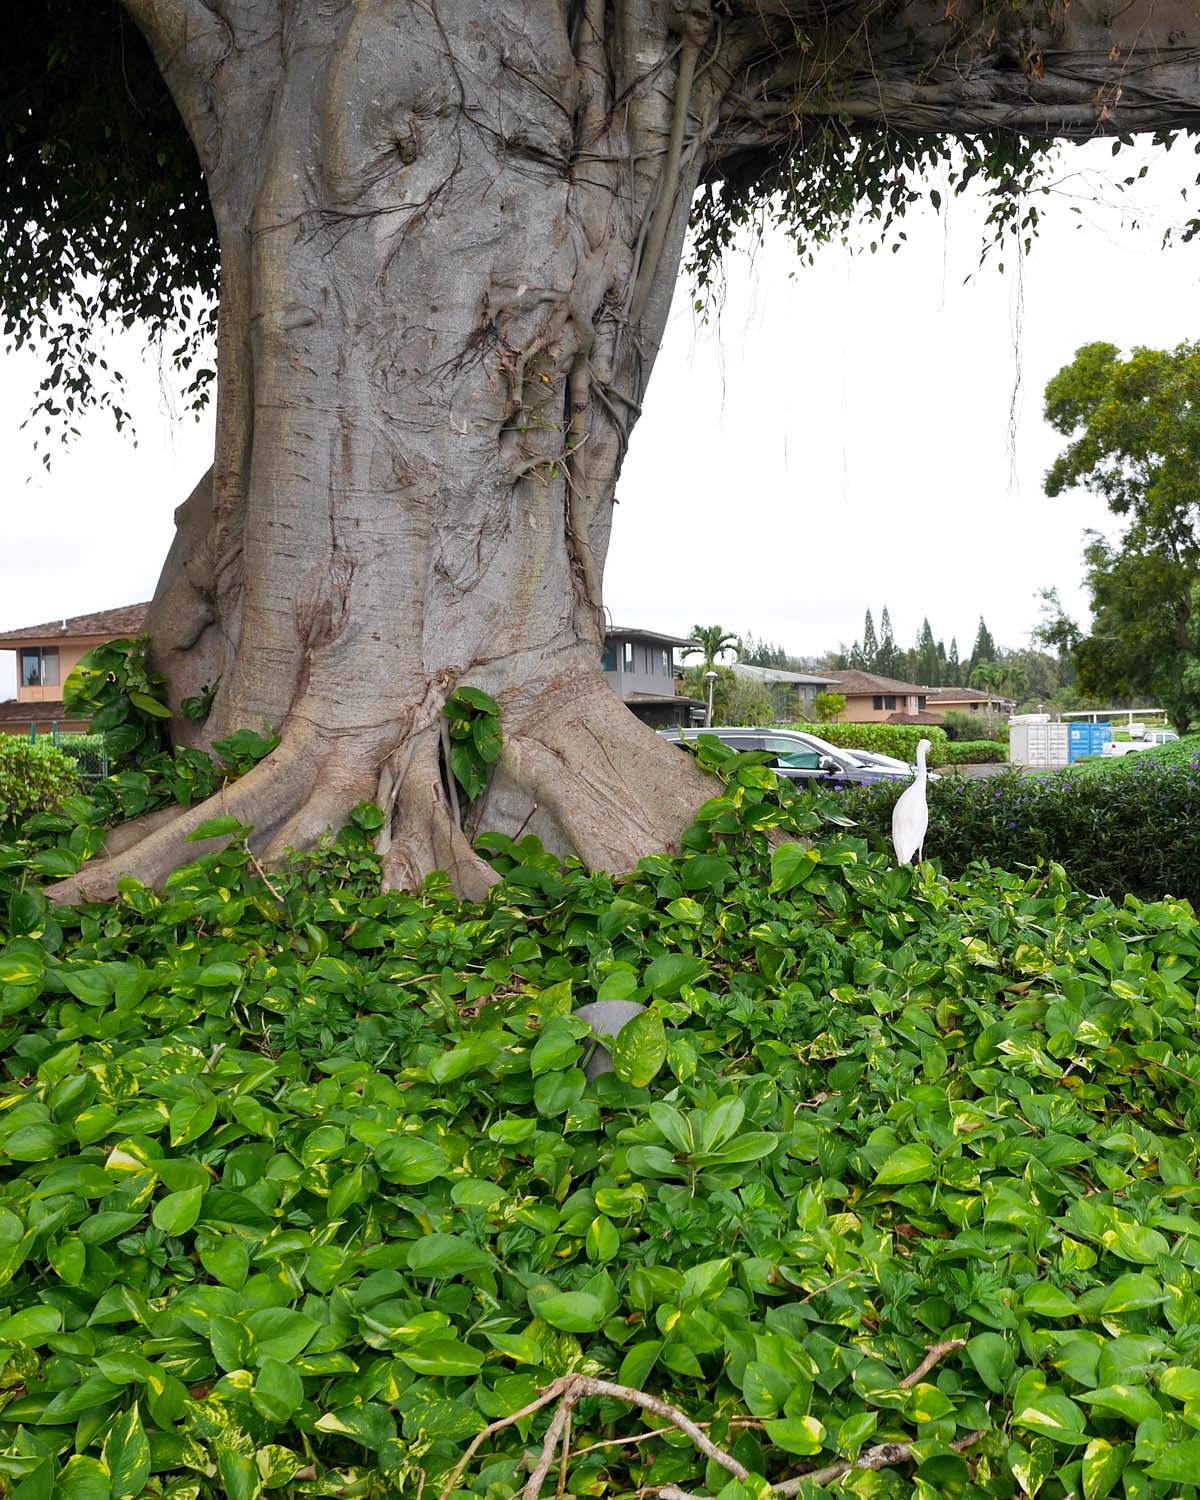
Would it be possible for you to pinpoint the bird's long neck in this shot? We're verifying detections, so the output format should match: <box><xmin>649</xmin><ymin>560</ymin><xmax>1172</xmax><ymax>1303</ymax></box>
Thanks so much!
<box><xmin>916</xmin><ymin>746</ymin><xmax>927</xmax><ymax>778</ymax></box>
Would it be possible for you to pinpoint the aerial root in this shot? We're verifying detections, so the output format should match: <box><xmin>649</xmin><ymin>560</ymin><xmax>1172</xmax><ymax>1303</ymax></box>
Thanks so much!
<box><xmin>259</xmin><ymin>774</ymin><xmax>377</xmax><ymax>863</ymax></box>
<box><xmin>45</xmin><ymin>674</ymin><xmax>713</xmax><ymax>907</ymax></box>
<box><xmin>376</xmin><ymin>728</ymin><xmax>500</xmax><ymax>902</ymax></box>
<box><xmin>45</xmin><ymin>736</ymin><xmax>319</xmax><ymax>906</ymax></box>
<box><xmin>439</xmin><ymin>1343</ymin><xmax>973</xmax><ymax>1500</ymax></box>
<box><xmin>493</xmin><ymin>678</ymin><xmax>713</xmax><ymax>871</ymax></box>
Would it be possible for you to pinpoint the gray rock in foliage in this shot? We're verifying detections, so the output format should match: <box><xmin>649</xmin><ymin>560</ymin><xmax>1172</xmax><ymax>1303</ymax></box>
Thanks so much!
<box><xmin>573</xmin><ymin>1000</ymin><xmax>646</xmax><ymax>1080</ymax></box>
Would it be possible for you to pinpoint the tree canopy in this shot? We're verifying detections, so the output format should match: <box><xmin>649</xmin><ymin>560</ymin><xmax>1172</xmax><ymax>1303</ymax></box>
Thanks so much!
<box><xmin>7</xmin><ymin>1</ymin><xmax>1199</xmax><ymax>442</ymax></box>
<box><xmin>2</xmin><ymin>1</ymin><xmax>216</xmax><ymax>439</ymax></box>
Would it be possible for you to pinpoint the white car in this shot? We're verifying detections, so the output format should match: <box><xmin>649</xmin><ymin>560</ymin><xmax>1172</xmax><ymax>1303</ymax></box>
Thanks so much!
<box><xmin>1102</xmin><ymin>728</ymin><xmax>1178</xmax><ymax>757</ymax></box>
<box><xmin>661</xmin><ymin>728</ymin><xmax>937</xmax><ymax>784</ymax></box>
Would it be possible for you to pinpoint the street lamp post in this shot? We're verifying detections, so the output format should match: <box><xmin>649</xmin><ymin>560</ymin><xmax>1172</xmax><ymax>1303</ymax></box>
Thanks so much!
<box><xmin>705</xmin><ymin>670</ymin><xmax>717</xmax><ymax>728</ymax></box>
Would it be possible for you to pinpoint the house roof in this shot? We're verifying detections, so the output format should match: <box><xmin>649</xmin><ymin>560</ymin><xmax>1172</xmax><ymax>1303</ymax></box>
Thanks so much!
<box><xmin>0</xmin><ymin>602</ymin><xmax>150</xmax><ymax>649</ymax></box>
<box><xmin>732</xmin><ymin>663</ymin><xmax>837</xmax><ymax>687</ymax></box>
<box><xmin>0</xmin><ymin>699</ymin><xmax>86</xmax><ymax>728</ymax></box>
<box><xmin>606</xmin><ymin>626</ymin><xmax>700</xmax><ymax>651</ymax></box>
<box><xmin>888</xmin><ymin>711</ymin><xmax>944</xmax><ymax>725</ymax></box>
<box><xmin>625</xmin><ymin>692</ymin><xmax>707</xmax><ymax>706</ymax></box>
<box><xmin>828</xmin><ymin>669</ymin><xmax>927</xmax><ymax>696</ymax></box>
<box><xmin>926</xmin><ymin>687</ymin><xmax>1014</xmax><ymax>704</ymax></box>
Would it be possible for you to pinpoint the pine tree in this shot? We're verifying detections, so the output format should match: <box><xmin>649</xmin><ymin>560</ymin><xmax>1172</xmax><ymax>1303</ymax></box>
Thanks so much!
<box><xmin>876</xmin><ymin>607</ymin><xmax>898</xmax><ymax>675</ymax></box>
<box><xmin>915</xmin><ymin>618</ymin><xmax>938</xmax><ymax>685</ymax></box>
<box><xmin>947</xmin><ymin>638</ymin><xmax>961</xmax><ymax>687</ymax></box>
<box><xmin>968</xmin><ymin>617</ymin><xmax>998</xmax><ymax>679</ymax></box>
<box><xmin>860</xmin><ymin>611</ymin><xmax>878</xmax><ymax>671</ymax></box>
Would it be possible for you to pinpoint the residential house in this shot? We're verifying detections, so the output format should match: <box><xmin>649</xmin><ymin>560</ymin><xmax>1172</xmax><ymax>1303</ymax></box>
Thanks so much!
<box><xmin>731</xmin><ymin>663</ymin><xmax>838</xmax><ymax>721</ymax></box>
<box><xmin>0</xmin><ymin>605</ymin><xmax>707</xmax><ymax>735</ymax></box>
<box><xmin>602</xmin><ymin>626</ymin><xmax>705</xmax><ymax>728</ymax></box>
<box><xmin>826</xmin><ymin>669</ymin><xmax>930</xmax><ymax>723</ymax></box>
<box><xmin>0</xmin><ymin>603</ymin><xmax>149</xmax><ymax>735</ymax></box>
<box><xmin>925</xmin><ymin>686</ymin><xmax>1016</xmax><ymax>720</ymax></box>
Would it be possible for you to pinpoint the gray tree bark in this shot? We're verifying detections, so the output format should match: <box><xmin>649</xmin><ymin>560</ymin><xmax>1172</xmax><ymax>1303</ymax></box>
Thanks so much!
<box><xmin>51</xmin><ymin>0</ymin><xmax>1200</xmax><ymax>902</ymax></box>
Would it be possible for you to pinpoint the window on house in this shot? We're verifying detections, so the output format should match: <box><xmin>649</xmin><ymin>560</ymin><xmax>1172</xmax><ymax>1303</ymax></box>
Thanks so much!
<box><xmin>20</xmin><ymin>647</ymin><xmax>59</xmax><ymax>688</ymax></box>
<box><xmin>622</xmin><ymin>641</ymin><xmax>635</xmax><ymax>672</ymax></box>
<box><xmin>660</xmin><ymin>649</ymin><xmax>671</xmax><ymax>676</ymax></box>
<box><xmin>917</xmin><ymin>696</ymin><xmax>927</xmax><ymax>711</ymax></box>
<box><xmin>884</xmin><ymin>695</ymin><xmax>897</xmax><ymax>710</ymax></box>
<box><xmin>601</xmin><ymin>641</ymin><xmax>617</xmax><ymax>671</ymax></box>
<box><xmin>873</xmin><ymin>696</ymin><xmax>883</xmax><ymax>710</ymax></box>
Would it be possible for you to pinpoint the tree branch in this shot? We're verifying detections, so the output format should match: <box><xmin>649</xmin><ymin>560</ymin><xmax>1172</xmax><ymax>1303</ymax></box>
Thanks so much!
<box><xmin>119</xmin><ymin>0</ymin><xmax>229</xmax><ymax>65</ymax></box>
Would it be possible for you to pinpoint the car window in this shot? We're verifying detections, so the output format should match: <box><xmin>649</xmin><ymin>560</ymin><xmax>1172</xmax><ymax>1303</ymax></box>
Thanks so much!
<box><xmin>761</xmin><ymin>735</ymin><xmax>857</xmax><ymax>770</ymax></box>
<box><xmin>761</xmin><ymin>735</ymin><xmax>812</xmax><ymax>754</ymax></box>
<box><xmin>775</xmin><ymin>751</ymin><xmax>822</xmax><ymax>770</ymax></box>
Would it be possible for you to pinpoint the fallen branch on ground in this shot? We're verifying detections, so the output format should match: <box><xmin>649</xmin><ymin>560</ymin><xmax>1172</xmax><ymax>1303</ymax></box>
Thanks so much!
<box><xmin>441</xmin><ymin>1340</ymin><xmax>972</xmax><ymax>1500</ymax></box>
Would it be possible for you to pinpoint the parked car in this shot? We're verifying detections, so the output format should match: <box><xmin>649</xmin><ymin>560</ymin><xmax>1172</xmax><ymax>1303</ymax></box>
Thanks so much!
<box><xmin>1102</xmin><ymin>728</ymin><xmax>1179</xmax><ymax>757</ymax></box>
<box><xmin>660</xmin><ymin>727</ymin><xmax>927</xmax><ymax>786</ymax></box>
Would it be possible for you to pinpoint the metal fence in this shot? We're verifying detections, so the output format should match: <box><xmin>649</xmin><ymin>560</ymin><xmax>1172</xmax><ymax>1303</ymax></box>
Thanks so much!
<box><xmin>24</xmin><ymin>723</ymin><xmax>110</xmax><ymax>781</ymax></box>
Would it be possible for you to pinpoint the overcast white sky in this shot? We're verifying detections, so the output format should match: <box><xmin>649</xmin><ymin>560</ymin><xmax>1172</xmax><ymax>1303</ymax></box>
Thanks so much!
<box><xmin>2</xmin><ymin>136</ymin><xmax>1198</xmax><ymax>697</ymax></box>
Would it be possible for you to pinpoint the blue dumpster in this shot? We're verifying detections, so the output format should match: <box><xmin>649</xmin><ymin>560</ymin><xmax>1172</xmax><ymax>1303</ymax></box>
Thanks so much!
<box><xmin>1068</xmin><ymin>722</ymin><xmax>1111</xmax><ymax>763</ymax></box>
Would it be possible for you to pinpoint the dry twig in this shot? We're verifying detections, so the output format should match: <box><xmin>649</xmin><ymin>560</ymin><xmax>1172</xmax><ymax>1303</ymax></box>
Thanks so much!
<box><xmin>899</xmin><ymin>1338</ymin><xmax>966</xmax><ymax>1388</ymax></box>
<box><xmin>773</xmin><ymin>1429</ymin><xmax>984</xmax><ymax>1496</ymax></box>
<box><xmin>438</xmin><ymin>1380</ymin><xmax>568</xmax><ymax>1500</ymax></box>
<box><xmin>524</xmin><ymin>1395</ymin><xmax>576</xmax><ymax>1500</ymax></box>
<box><xmin>248</xmin><ymin>847</ymin><xmax>285</xmax><ymax>902</ymax></box>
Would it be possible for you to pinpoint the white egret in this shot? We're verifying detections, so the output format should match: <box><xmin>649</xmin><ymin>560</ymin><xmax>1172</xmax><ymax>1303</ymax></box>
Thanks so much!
<box><xmin>891</xmin><ymin>738</ymin><xmax>932</xmax><ymax>865</ymax></box>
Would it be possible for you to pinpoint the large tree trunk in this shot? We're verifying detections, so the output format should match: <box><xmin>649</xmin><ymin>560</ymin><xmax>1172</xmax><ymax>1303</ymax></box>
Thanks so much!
<box><xmin>50</xmin><ymin>0</ymin><xmax>1200</xmax><ymax>902</ymax></box>
<box><xmin>55</xmin><ymin>0</ymin><xmax>720</xmax><ymax>902</ymax></box>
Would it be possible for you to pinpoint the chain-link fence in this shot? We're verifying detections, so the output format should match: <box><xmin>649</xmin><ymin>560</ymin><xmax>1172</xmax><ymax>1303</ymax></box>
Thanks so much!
<box><xmin>24</xmin><ymin>726</ymin><xmax>109</xmax><ymax>781</ymax></box>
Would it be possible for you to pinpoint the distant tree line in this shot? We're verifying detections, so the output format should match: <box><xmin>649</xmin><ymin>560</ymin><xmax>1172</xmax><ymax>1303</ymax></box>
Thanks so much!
<box><xmin>733</xmin><ymin>606</ymin><xmax>1083</xmax><ymax>715</ymax></box>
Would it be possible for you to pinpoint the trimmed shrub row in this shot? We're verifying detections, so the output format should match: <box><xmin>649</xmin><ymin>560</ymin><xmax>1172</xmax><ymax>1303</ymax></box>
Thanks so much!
<box><xmin>814</xmin><ymin>749</ymin><xmax>1200</xmax><ymax>901</ymax></box>
<box><xmin>782</xmin><ymin>720</ymin><xmax>951</xmax><ymax>765</ymax></box>
<box><xmin>943</xmin><ymin>739</ymin><xmax>1007</xmax><ymax>764</ymax></box>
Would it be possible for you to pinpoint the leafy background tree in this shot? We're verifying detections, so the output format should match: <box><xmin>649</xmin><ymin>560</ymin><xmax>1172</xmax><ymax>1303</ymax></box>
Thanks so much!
<box><xmin>812</xmin><ymin>690</ymin><xmax>846</xmax><ymax>721</ymax></box>
<box><xmin>679</xmin><ymin>664</ymin><xmax>772</xmax><ymax>726</ymax></box>
<box><xmin>1042</xmin><ymin>341</ymin><xmax>1200</xmax><ymax>731</ymax></box>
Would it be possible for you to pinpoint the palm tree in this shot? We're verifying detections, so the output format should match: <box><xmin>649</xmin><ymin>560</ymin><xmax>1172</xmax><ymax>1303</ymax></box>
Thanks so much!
<box><xmin>683</xmin><ymin>625</ymin><xmax>741</xmax><ymax>671</ymax></box>
<box><xmin>970</xmin><ymin>658</ymin><xmax>1028</xmax><ymax>702</ymax></box>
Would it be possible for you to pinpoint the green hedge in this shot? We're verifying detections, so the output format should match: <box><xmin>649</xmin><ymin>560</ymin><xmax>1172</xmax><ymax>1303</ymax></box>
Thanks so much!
<box><xmin>55</xmin><ymin>733</ymin><xmax>109</xmax><ymax>778</ymax></box>
<box><xmin>943</xmin><ymin>739</ymin><xmax>1006</xmax><ymax>764</ymax></box>
<box><xmin>0</xmin><ymin>738</ymin><xmax>79</xmax><ymax>833</ymax></box>
<box><xmin>783</xmin><ymin>720</ymin><xmax>951</xmax><ymax>765</ymax></box>
<box><xmin>816</xmin><ymin>749</ymin><xmax>1200</xmax><ymax>900</ymax></box>
<box><xmin>1069</xmin><ymin>732</ymin><xmax>1200</xmax><ymax>777</ymax></box>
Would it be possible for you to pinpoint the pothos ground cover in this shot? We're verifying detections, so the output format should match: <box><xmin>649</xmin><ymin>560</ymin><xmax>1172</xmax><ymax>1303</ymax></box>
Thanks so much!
<box><xmin>2</xmin><ymin>749</ymin><xmax>1200</xmax><ymax>1498</ymax></box>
